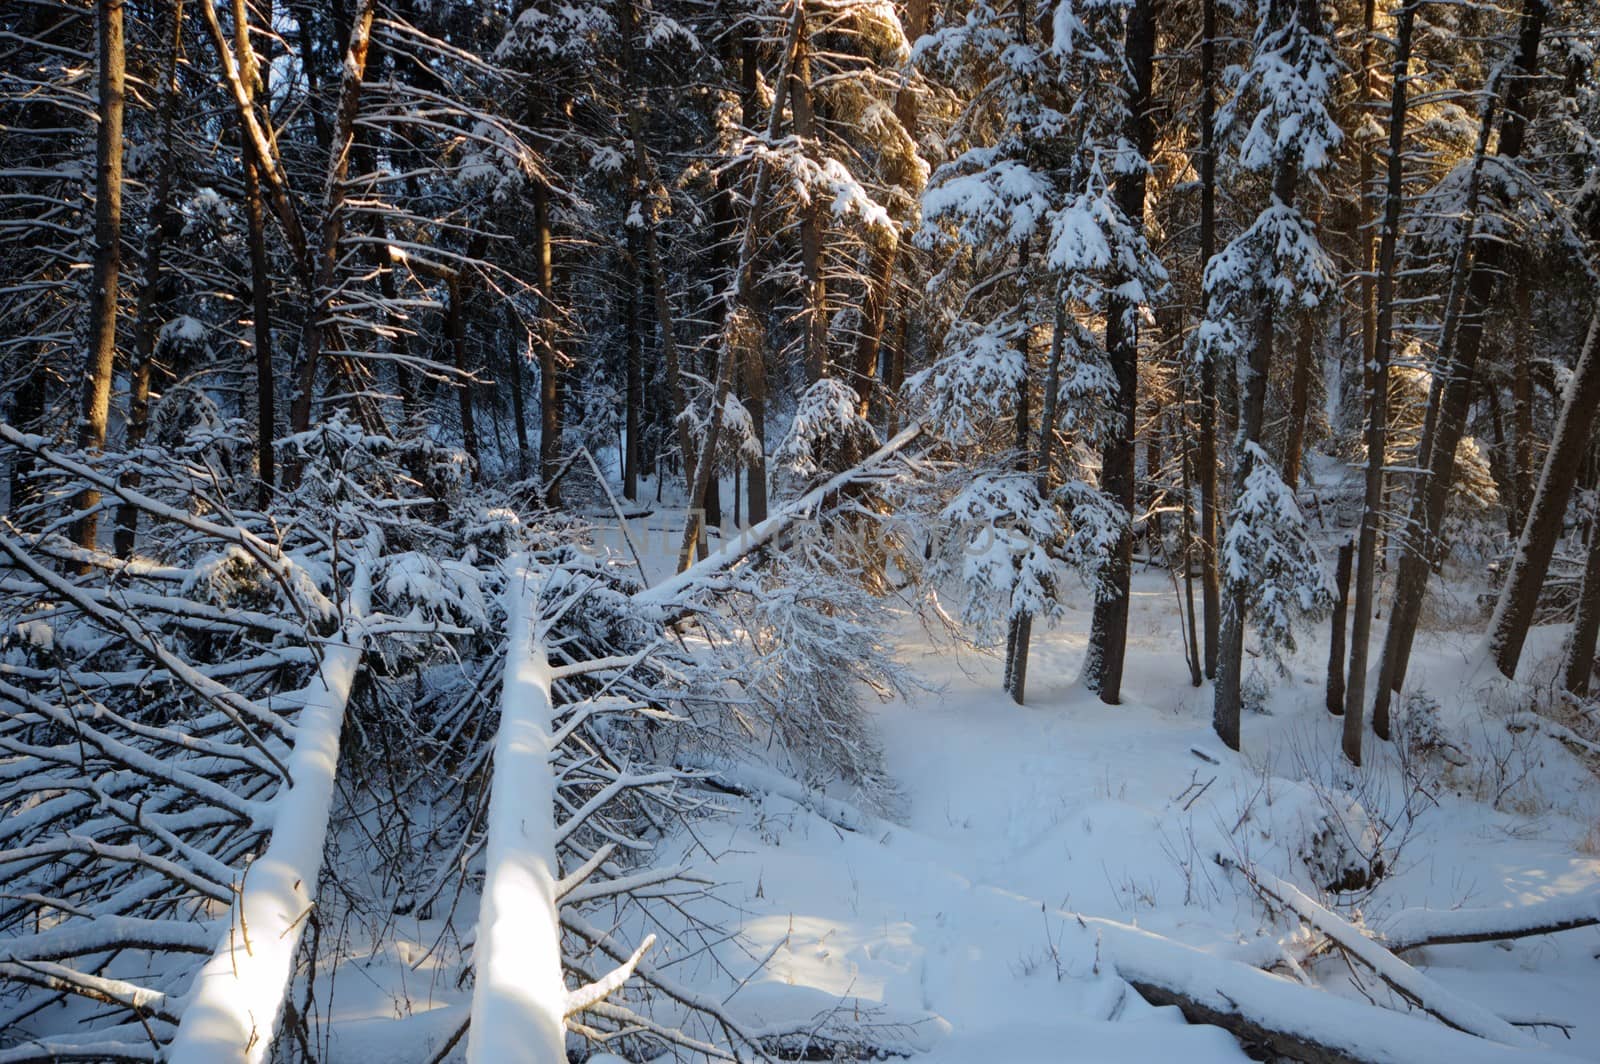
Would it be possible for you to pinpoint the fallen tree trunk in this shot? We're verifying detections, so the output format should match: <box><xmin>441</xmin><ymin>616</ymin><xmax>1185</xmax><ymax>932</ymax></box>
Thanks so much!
<box><xmin>1100</xmin><ymin>917</ymin><xmax>1582</xmax><ymax>1064</ymax></box>
<box><xmin>639</xmin><ymin>421</ymin><xmax>923</xmax><ymax>612</ymax></box>
<box><xmin>1227</xmin><ymin>862</ymin><xmax>1539</xmax><ymax>1047</ymax></box>
<box><xmin>467</xmin><ymin>562</ymin><xmax>567</xmax><ymax>1063</ymax></box>
<box><xmin>168</xmin><ymin>567</ymin><xmax>370</xmax><ymax>1064</ymax></box>
<box><xmin>1380</xmin><ymin>889</ymin><xmax>1600</xmax><ymax>953</ymax></box>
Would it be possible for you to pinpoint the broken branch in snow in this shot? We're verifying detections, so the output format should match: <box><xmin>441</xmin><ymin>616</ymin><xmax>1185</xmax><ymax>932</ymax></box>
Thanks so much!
<box><xmin>1099</xmin><ymin>914</ymin><xmax>1584</xmax><ymax>1064</ymax></box>
<box><xmin>1221</xmin><ymin>858</ymin><xmax>1540</xmax><ymax>1048</ymax></box>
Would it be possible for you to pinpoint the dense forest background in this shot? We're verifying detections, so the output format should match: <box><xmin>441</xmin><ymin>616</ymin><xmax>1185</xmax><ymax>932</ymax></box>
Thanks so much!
<box><xmin>2</xmin><ymin>0</ymin><xmax>1599</xmax><ymax>1059</ymax></box>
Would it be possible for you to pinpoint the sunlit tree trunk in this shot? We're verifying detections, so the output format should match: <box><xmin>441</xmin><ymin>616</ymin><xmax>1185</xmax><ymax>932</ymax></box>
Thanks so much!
<box><xmin>73</xmin><ymin>0</ymin><xmax>127</xmax><ymax>559</ymax></box>
<box><xmin>115</xmin><ymin>0</ymin><xmax>184</xmax><ymax>554</ymax></box>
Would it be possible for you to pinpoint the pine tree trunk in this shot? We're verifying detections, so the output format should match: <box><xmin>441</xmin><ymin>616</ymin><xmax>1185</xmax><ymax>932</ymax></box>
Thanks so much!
<box><xmin>1342</xmin><ymin>0</ymin><xmax>1417</xmax><ymax>763</ymax></box>
<box><xmin>624</xmin><ymin>232</ymin><xmax>643</xmax><ymax>501</ymax></box>
<box><xmin>1215</xmin><ymin>159</ymin><xmax>1297</xmax><ymax>752</ymax></box>
<box><xmin>501</xmin><ymin>304</ymin><xmax>531</xmax><ymax>480</ymax></box>
<box><xmin>1004</xmin><ymin>371</ymin><xmax>1034</xmax><ymax>703</ymax></box>
<box><xmin>533</xmin><ymin>181</ymin><xmax>562</xmax><ymax>505</ymax></box>
<box><xmin>1562</xmin><ymin>514</ymin><xmax>1600</xmax><ymax>696</ymax></box>
<box><xmin>1356</xmin><ymin>0</ymin><xmax>1378</xmax><ymax>387</ymax></box>
<box><xmin>743</xmin><ymin>348</ymin><xmax>769</xmax><ymax>524</ymax></box>
<box><xmin>246</xmin><ymin>157</ymin><xmax>276</xmax><ymax>506</ymax></box>
<box><xmin>1281</xmin><ymin>309</ymin><xmax>1316</xmax><ymax>490</ymax></box>
<box><xmin>73</xmin><ymin>0</ymin><xmax>127</xmax><ymax>559</ymax></box>
<box><xmin>115</xmin><ymin>0</ymin><xmax>184</xmax><ymax>554</ymax></box>
<box><xmin>790</xmin><ymin>18</ymin><xmax>827</xmax><ymax>385</ymax></box>
<box><xmin>447</xmin><ymin>278</ymin><xmax>479</xmax><ymax>480</ymax></box>
<box><xmin>1197</xmin><ymin>0</ymin><xmax>1222</xmax><ymax>680</ymax></box>
<box><xmin>1327</xmin><ymin>540</ymin><xmax>1353</xmax><ymax>715</ymax></box>
<box><xmin>1486</xmin><ymin>309</ymin><xmax>1600</xmax><ymax>678</ymax></box>
<box><xmin>1371</xmin><ymin>0</ymin><xmax>1545</xmax><ymax>726</ymax></box>
<box><xmin>1085</xmin><ymin>0</ymin><xmax>1155</xmax><ymax>705</ymax></box>
<box><xmin>1005</xmin><ymin>291</ymin><xmax>1067</xmax><ymax>705</ymax></box>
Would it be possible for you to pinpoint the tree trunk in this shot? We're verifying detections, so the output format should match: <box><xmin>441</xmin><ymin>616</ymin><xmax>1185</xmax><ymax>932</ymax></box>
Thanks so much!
<box><xmin>1512</xmin><ymin>270</ymin><xmax>1535</xmax><ymax>525</ymax></box>
<box><xmin>1342</xmin><ymin>0</ymin><xmax>1416</xmax><ymax>763</ymax></box>
<box><xmin>115</xmin><ymin>0</ymin><xmax>184</xmax><ymax>554</ymax></box>
<box><xmin>73</xmin><ymin>0</ymin><xmax>127</xmax><ymax>559</ymax></box>
<box><xmin>1003</xmin><ymin>369</ymin><xmax>1034</xmax><ymax>703</ymax></box>
<box><xmin>1282</xmin><ymin>308</ymin><xmax>1316</xmax><ymax>490</ymax></box>
<box><xmin>1372</xmin><ymin>0</ymin><xmax>1545</xmax><ymax>724</ymax></box>
<box><xmin>246</xmin><ymin>158</ymin><xmax>276</xmax><ymax>506</ymax></box>
<box><xmin>850</xmin><ymin>0</ymin><xmax>927</xmax><ymax>419</ymax></box>
<box><xmin>533</xmin><ymin>182</ymin><xmax>562</xmax><ymax>506</ymax></box>
<box><xmin>505</xmin><ymin>305</ymin><xmax>531</xmax><ymax>480</ymax></box>
<box><xmin>447</xmin><ymin>279</ymin><xmax>479</xmax><ymax>480</ymax></box>
<box><xmin>790</xmin><ymin>15</ymin><xmax>827</xmax><ymax>385</ymax></box>
<box><xmin>1486</xmin><ymin>309</ymin><xmax>1600</xmax><ymax>678</ymax></box>
<box><xmin>1356</xmin><ymin>0</ymin><xmax>1378</xmax><ymax>391</ymax></box>
<box><xmin>1327</xmin><ymin>540</ymin><xmax>1353</xmax><ymax>715</ymax></box>
<box><xmin>1197</xmin><ymin>0</ymin><xmax>1222</xmax><ymax>679</ymax></box>
<box><xmin>743</xmin><ymin>347</ymin><xmax>769</xmax><ymax>524</ymax></box>
<box><xmin>624</xmin><ymin>232</ymin><xmax>643</xmax><ymax>501</ymax></box>
<box><xmin>1215</xmin><ymin>159</ymin><xmax>1298</xmax><ymax>752</ymax></box>
<box><xmin>1562</xmin><ymin>513</ymin><xmax>1600</xmax><ymax>695</ymax></box>
<box><xmin>1005</xmin><ymin>290</ymin><xmax>1067</xmax><ymax>705</ymax></box>
<box><xmin>1085</xmin><ymin>0</ymin><xmax>1155</xmax><ymax>705</ymax></box>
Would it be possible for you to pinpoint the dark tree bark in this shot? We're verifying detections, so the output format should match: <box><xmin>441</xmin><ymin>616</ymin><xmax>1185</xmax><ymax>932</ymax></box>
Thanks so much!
<box><xmin>1196</xmin><ymin>0</ymin><xmax>1222</xmax><ymax>679</ymax></box>
<box><xmin>1342</xmin><ymin>0</ymin><xmax>1416</xmax><ymax>764</ymax></box>
<box><xmin>446</xmin><ymin>278</ymin><xmax>479</xmax><ymax>480</ymax></box>
<box><xmin>1281</xmin><ymin>309</ymin><xmax>1316</xmax><ymax>490</ymax></box>
<box><xmin>1487</xmin><ymin>309</ymin><xmax>1600</xmax><ymax>678</ymax></box>
<box><xmin>1327</xmin><ymin>540</ymin><xmax>1353</xmax><ymax>715</ymax></box>
<box><xmin>504</xmin><ymin>305</ymin><xmax>531</xmax><ymax>480</ymax></box>
<box><xmin>1562</xmin><ymin>513</ymin><xmax>1600</xmax><ymax>695</ymax></box>
<box><xmin>73</xmin><ymin>0</ymin><xmax>127</xmax><ymax>559</ymax></box>
<box><xmin>624</xmin><ymin>231</ymin><xmax>643</xmax><ymax>501</ymax></box>
<box><xmin>1085</xmin><ymin>0</ymin><xmax>1155</xmax><ymax>705</ymax></box>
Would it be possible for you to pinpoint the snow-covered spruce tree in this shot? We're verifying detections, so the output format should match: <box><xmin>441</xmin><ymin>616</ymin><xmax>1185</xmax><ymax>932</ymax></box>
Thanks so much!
<box><xmin>912</xmin><ymin>0</ymin><xmax>1163</xmax><ymax>701</ymax></box>
<box><xmin>1206</xmin><ymin>0</ymin><xmax>1340</xmax><ymax>750</ymax></box>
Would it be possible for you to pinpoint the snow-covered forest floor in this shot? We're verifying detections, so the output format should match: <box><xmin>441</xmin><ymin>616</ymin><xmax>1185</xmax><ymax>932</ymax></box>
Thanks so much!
<box><xmin>304</xmin><ymin>524</ymin><xmax>1600</xmax><ymax>1063</ymax></box>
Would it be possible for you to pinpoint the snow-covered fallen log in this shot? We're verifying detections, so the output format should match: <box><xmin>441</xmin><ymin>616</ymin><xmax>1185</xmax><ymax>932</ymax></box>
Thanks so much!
<box><xmin>637</xmin><ymin>421</ymin><xmax>923</xmax><ymax>611</ymax></box>
<box><xmin>166</xmin><ymin>565</ymin><xmax>370</xmax><ymax>1064</ymax></box>
<box><xmin>1379</xmin><ymin>889</ymin><xmax>1600</xmax><ymax>952</ymax></box>
<box><xmin>465</xmin><ymin>561</ymin><xmax>568</xmax><ymax>1064</ymax></box>
<box><xmin>677</xmin><ymin>753</ymin><xmax>895</xmax><ymax>836</ymax></box>
<box><xmin>1098</xmin><ymin>917</ymin><xmax>1583</xmax><ymax>1064</ymax></box>
<box><xmin>1225</xmin><ymin>861</ymin><xmax>1540</xmax><ymax>1047</ymax></box>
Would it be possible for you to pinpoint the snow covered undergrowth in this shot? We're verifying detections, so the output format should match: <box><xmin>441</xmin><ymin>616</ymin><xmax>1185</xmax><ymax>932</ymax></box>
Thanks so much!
<box><xmin>301</xmin><ymin>564</ymin><xmax>1600</xmax><ymax>1062</ymax></box>
<box><xmin>652</xmin><ymin>572</ymin><xmax>1600</xmax><ymax>1061</ymax></box>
